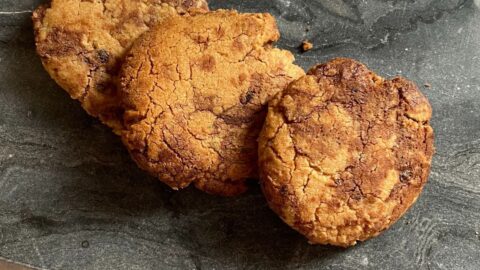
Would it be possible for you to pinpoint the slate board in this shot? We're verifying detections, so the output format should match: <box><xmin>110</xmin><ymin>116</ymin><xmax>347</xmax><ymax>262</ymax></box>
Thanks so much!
<box><xmin>0</xmin><ymin>0</ymin><xmax>479</xmax><ymax>269</ymax></box>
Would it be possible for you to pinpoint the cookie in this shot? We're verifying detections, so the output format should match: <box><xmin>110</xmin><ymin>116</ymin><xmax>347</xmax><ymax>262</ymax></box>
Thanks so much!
<box><xmin>258</xmin><ymin>58</ymin><xmax>434</xmax><ymax>246</ymax></box>
<box><xmin>32</xmin><ymin>0</ymin><xmax>209</xmax><ymax>132</ymax></box>
<box><xmin>119</xmin><ymin>10</ymin><xmax>305</xmax><ymax>196</ymax></box>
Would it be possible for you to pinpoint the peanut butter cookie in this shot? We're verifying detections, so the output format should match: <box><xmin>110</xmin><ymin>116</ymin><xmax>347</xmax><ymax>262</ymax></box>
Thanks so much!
<box><xmin>120</xmin><ymin>10</ymin><xmax>305</xmax><ymax>196</ymax></box>
<box><xmin>33</xmin><ymin>0</ymin><xmax>209</xmax><ymax>132</ymax></box>
<box><xmin>258</xmin><ymin>58</ymin><xmax>434</xmax><ymax>246</ymax></box>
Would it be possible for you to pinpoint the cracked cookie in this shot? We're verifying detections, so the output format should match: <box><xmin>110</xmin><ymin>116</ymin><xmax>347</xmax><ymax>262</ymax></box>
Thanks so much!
<box><xmin>119</xmin><ymin>10</ymin><xmax>305</xmax><ymax>196</ymax></box>
<box><xmin>32</xmin><ymin>0</ymin><xmax>209</xmax><ymax>132</ymax></box>
<box><xmin>258</xmin><ymin>58</ymin><xmax>434</xmax><ymax>246</ymax></box>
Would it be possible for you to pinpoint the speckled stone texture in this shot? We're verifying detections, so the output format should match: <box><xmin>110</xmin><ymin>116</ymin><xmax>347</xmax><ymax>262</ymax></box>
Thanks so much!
<box><xmin>0</xmin><ymin>0</ymin><xmax>479</xmax><ymax>269</ymax></box>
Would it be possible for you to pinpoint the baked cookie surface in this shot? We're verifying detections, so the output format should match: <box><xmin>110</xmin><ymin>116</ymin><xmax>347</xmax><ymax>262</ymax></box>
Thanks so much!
<box><xmin>33</xmin><ymin>0</ymin><xmax>209</xmax><ymax>131</ymax></box>
<box><xmin>120</xmin><ymin>10</ymin><xmax>305</xmax><ymax>196</ymax></box>
<box><xmin>258</xmin><ymin>58</ymin><xmax>434</xmax><ymax>246</ymax></box>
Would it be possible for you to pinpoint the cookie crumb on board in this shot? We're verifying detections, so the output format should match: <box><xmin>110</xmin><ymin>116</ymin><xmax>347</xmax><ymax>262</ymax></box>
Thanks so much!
<box><xmin>301</xmin><ymin>40</ymin><xmax>313</xmax><ymax>52</ymax></box>
<box><xmin>424</xmin><ymin>83</ymin><xmax>431</xmax><ymax>88</ymax></box>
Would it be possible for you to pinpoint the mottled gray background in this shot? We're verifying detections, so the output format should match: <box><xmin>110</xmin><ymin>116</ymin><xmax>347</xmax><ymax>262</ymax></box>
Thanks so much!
<box><xmin>0</xmin><ymin>0</ymin><xmax>479</xmax><ymax>269</ymax></box>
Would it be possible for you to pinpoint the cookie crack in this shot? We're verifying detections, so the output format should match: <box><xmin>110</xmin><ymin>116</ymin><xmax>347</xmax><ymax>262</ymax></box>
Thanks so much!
<box><xmin>161</xmin><ymin>127</ymin><xmax>185</xmax><ymax>165</ymax></box>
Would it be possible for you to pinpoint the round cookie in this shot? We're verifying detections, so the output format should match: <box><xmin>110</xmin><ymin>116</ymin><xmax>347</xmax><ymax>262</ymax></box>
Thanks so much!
<box><xmin>258</xmin><ymin>58</ymin><xmax>434</xmax><ymax>246</ymax></box>
<box><xmin>119</xmin><ymin>10</ymin><xmax>305</xmax><ymax>196</ymax></box>
<box><xmin>32</xmin><ymin>0</ymin><xmax>209</xmax><ymax>132</ymax></box>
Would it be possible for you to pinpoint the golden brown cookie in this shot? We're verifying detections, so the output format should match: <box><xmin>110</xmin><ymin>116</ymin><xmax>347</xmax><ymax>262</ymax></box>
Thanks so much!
<box><xmin>32</xmin><ymin>0</ymin><xmax>209</xmax><ymax>132</ymax></box>
<box><xmin>119</xmin><ymin>10</ymin><xmax>305</xmax><ymax>196</ymax></box>
<box><xmin>258</xmin><ymin>58</ymin><xmax>434</xmax><ymax>246</ymax></box>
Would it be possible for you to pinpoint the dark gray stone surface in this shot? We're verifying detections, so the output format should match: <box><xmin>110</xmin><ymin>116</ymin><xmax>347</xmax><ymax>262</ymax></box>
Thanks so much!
<box><xmin>0</xmin><ymin>0</ymin><xmax>479</xmax><ymax>269</ymax></box>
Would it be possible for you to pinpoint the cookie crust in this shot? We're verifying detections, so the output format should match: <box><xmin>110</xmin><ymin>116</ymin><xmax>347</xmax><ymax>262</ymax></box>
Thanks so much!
<box><xmin>258</xmin><ymin>58</ymin><xmax>434</xmax><ymax>246</ymax></box>
<box><xmin>33</xmin><ymin>0</ymin><xmax>208</xmax><ymax>132</ymax></box>
<box><xmin>119</xmin><ymin>10</ymin><xmax>304</xmax><ymax>196</ymax></box>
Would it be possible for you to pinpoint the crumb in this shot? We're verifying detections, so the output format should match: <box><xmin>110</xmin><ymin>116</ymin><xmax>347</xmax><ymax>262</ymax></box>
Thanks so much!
<box><xmin>424</xmin><ymin>83</ymin><xmax>431</xmax><ymax>88</ymax></box>
<box><xmin>301</xmin><ymin>40</ymin><xmax>313</xmax><ymax>52</ymax></box>
<box><xmin>81</xmin><ymin>240</ymin><xmax>89</xmax><ymax>248</ymax></box>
